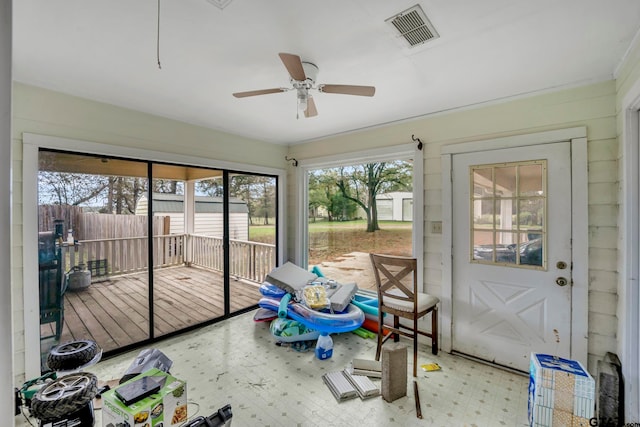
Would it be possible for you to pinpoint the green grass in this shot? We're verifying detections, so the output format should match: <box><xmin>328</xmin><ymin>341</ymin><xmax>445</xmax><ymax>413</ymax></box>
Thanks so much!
<box><xmin>248</xmin><ymin>220</ymin><xmax>412</xmax><ymax>246</ymax></box>
<box><xmin>308</xmin><ymin>219</ymin><xmax>412</xmax><ymax>232</ymax></box>
<box><xmin>248</xmin><ymin>224</ymin><xmax>276</xmax><ymax>242</ymax></box>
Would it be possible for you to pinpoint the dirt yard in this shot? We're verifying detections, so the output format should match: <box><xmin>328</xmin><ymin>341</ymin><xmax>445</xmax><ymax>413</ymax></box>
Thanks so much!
<box><xmin>251</xmin><ymin>220</ymin><xmax>413</xmax><ymax>290</ymax></box>
<box><xmin>307</xmin><ymin>224</ymin><xmax>413</xmax><ymax>290</ymax></box>
<box><xmin>308</xmin><ymin>227</ymin><xmax>412</xmax><ymax>265</ymax></box>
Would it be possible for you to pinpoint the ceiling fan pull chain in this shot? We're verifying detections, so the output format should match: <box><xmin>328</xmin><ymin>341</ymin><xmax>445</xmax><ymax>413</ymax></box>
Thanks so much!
<box><xmin>157</xmin><ymin>0</ymin><xmax>162</xmax><ymax>70</ymax></box>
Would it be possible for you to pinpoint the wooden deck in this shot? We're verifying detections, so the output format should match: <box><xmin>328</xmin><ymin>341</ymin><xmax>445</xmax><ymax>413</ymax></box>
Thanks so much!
<box><xmin>41</xmin><ymin>265</ymin><xmax>262</xmax><ymax>353</ymax></box>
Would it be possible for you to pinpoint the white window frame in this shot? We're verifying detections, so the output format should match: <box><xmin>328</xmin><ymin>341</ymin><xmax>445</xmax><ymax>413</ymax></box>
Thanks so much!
<box><xmin>0</xmin><ymin>1</ymin><xmax>11</xmax><ymax>416</ymax></box>
<box><xmin>22</xmin><ymin>132</ymin><xmax>287</xmax><ymax>379</ymax></box>
<box><xmin>441</xmin><ymin>127</ymin><xmax>589</xmax><ymax>365</ymax></box>
<box><xmin>293</xmin><ymin>143</ymin><xmax>424</xmax><ymax>285</ymax></box>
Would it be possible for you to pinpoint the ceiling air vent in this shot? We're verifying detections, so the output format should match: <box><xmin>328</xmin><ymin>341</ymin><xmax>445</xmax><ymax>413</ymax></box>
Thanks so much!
<box><xmin>386</xmin><ymin>4</ymin><xmax>439</xmax><ymax>48</ymax></box>
<box><xmin>206</xmin><ymin>0</ymin><xmax>232</xmax><ymax>10</ymax></box>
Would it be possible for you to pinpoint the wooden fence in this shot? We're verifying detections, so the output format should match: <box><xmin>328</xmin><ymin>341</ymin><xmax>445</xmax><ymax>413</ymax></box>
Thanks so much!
<box><xmin>39</xmin><ymin>205</ymin><xmax>83</xmax><ymax>235</ymax></box>
<box><xmin>39</xmin><ymin>205</ymin><xmax>168</xmax><ymax>240</ymax></box>
<box><xmin>77</xmin><ymin>213</ymin><xmax>168</xmax><ymax>240</ymax></box>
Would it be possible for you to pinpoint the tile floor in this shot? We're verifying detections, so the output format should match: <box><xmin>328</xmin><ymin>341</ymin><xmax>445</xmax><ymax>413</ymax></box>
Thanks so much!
<box><xmin>17</xmin><ymin>311</ymin><xmax>530</xmax><ymax>427</ymax></box>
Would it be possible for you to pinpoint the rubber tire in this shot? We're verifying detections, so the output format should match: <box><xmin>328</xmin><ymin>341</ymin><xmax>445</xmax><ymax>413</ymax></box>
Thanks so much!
<box><xmin>47</xmin><ymin>340</ymin><xmax>99</xmax><ymax>371</ymax></box>
<box><xmin>30</xmin><ymin>372</ymin><xmax>98</xmax><ymax>421</ymax></box>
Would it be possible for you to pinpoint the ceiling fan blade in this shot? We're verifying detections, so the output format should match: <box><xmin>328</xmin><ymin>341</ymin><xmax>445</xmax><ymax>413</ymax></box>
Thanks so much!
<box><xmin>304</xmin><ymin>96</ymin><xmax>318</xmax><ymax>118</ymax></box>
<box><xmin>319</xmin><ymin>84</ymin><xmax>376</xmax><ymax>97</ymax></box>
<box><xmin>232</xmin><ymin>88</ymin><xmax>287</xmax><ymax>98</ymax></box>
<box><xmin>278</xmin><ymin>52</ymin><xmax>306</xmax><ymax>81</ymax></box>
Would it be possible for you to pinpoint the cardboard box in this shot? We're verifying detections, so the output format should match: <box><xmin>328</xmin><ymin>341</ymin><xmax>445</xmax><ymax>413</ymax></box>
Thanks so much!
<box><xmin>528</xmin><ymin>353</ymin><xmax>595</xmax><ymax>427</ymax></box>
<box><xmin>102</xmin><ymin>368</ymin><xmax>187</xmax><ymax>427</ymax></box>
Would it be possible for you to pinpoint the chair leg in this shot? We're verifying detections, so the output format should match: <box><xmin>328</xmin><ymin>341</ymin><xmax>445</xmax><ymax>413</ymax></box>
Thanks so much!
<box><xmin>375</xmin><ymin>314</ymin><xmax>383</xmax><ymax>361</ymax></box>
<box><xmin>431</xmin><ymin>307</ymin><xmax>438</xmax><ymax>355</ymax></box>
<box><xmin>376</xmin><ymin>334</ymin><xmax>383</xmax><ymax>361</ymax></box>
<box><xmin>413</xmin><ymin>317</ymin><xmax>418</xmax><ymax>377</ymax></box>
<box><xmin>393</xmin><ymin>316</ymin><xmax>400</xmax><ymax>342</ymax></box>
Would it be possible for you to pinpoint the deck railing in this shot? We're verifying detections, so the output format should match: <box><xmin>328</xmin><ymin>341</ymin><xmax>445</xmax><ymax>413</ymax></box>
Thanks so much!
<box><xmin>60</xmin><ymin>234</ymin><xmax>275</xmax><ymax>283</ymax></box>
<box><xmin>190</xmin><ymin>234</ymin><xmax>276</xmax><ymax>282</ymax></box>
<box><xmin>61</xmin><ymin>234</ymin><xmax>185</xmax><ymax>277</ymax></box>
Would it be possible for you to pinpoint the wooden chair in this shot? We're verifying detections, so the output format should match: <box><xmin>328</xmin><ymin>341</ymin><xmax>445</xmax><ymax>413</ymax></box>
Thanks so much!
<box><xmin>370</xmin><ymin>253</ymin><xmax>439</xmax><ymax>377</ymax></box>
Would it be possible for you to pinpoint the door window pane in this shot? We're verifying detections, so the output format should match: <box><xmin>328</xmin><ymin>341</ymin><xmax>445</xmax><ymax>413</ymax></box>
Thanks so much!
<box><xmin>472</xmin><ymin>230</ymin><xmax>494</xmax><ymax>261</ymax></box>
<box><xmin>519</xmin><ymin>164</ymin><xmax>544</xmax><ymax>196</ymax></box>
<box><xmin>518</xmin><ymin>199</ymin><xmax>544</xmax><ymax>228</ymax></box>
<box><xmin>473</xmin><ymin>199</ymin><xmax>494</xmax><ymax>227</ymax></box>
<box><xmin>473</xmin><ymin>168</ymin><xmax>493</xmax><ymax>197</ymax></box>
<box><xmin>519</xmin><ymin>232</ymin><xmax>543</xmax><ymax>266</ymax></box>
<box><xmin>494</xmin><ymin>166</ymin><xmax>516</xmax><ymax>197</ymax></box>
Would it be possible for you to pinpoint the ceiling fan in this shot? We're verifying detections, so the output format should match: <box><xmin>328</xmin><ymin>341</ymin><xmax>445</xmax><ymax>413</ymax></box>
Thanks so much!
<box><xmin>232</xmin><ymin>53</ymin><xmax>376</xmax><ymax>118</ymax></box>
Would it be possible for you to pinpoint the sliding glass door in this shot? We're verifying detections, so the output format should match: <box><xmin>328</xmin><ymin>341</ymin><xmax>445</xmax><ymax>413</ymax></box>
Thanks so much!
<box><xmin>37</xmin><ymin>150</ymin><xmax>278</xmax><ymax>368</ymax></box>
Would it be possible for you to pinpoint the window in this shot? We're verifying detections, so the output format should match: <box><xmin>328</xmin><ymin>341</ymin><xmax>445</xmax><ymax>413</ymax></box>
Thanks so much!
<box><xmin>470</xmin><ymin>160</ymin><xmax>546</xmax><ymax>268</ymax></box>
<box><xmin>300</xmin><ymin>148</ymin><xmax>420</xmax><ymax>290</ymax></box>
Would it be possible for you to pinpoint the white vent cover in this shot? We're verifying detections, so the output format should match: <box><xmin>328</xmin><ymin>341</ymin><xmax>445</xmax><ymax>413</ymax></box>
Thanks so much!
<box><xmin>386</xmin><ymin>4</ymin><xmax>439</xmax><ymax>48</ymax></box>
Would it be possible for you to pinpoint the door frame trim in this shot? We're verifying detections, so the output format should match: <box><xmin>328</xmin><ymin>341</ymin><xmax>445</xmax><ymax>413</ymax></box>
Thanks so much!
<box><xmin>621</xmin><ymin>79</ymin><xmax>640</xmax><ymax>421</ymax></box>
<box><xmin>441</xmin><ymin>126</ymin><xmax>588</xmax><ymax>367</ymax></box>
<box><xmin>22</xmin><ymin>132</ymin><xmax>287</xmax><ymax>379</ymax></box>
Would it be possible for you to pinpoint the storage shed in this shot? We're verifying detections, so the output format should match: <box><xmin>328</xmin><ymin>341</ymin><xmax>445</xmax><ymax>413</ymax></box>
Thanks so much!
<box><xmin>375</xmin><ymin>192</ymin><xmax>413</xmax><ymax>221</ymax></box>
<box><xmin>136</xmin><ymin>193</ymin><xmax>249</xmax><ymax>240</ymax></box>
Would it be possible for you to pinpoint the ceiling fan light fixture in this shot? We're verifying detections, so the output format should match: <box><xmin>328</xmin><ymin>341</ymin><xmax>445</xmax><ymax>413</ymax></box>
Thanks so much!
<box><xmin>233</xmin><ymin>52</ymin><xmax>375</xmax><ymax>119</ymax></box>
<box><xmin>297</xmin><ymin>88</ymin><xmax>308</xmax><ymax>113</ymax></box>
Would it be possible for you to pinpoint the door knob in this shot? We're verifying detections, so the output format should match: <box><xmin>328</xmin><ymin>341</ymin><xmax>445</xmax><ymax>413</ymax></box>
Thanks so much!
<box><xmin>555</xmin><ymin>277</ymin><xmax>568</xmax><ymax>287</ymax></box>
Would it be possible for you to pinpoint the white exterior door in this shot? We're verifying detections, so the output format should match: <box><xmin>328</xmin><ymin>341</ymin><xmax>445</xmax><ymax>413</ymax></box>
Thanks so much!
<box><xmin>451</xmin><ymin>142</ymin><xmax>572</xmax><ymax>372</ymax></box>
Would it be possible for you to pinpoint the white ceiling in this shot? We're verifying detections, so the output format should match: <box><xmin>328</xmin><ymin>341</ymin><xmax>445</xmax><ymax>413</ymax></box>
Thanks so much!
<box><xmin>13</xmin><ymin>0</ymin><xmax>640</xmax><ymax>145</ymax></box>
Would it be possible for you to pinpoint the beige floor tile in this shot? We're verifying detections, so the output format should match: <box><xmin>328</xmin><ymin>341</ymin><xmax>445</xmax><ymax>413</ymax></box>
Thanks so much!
<box><xmin>16</xmin><ymin>310</ymin><xmax>532</xmax><ymax>427</ymax></box>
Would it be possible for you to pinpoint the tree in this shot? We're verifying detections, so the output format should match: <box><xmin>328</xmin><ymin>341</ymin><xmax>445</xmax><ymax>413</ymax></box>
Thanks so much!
<box><xmin>153</xmin><ymin>179</ymin><xmax>180</xmax><ymax>194</ymax></box>
<box><xmin>196</xmin><ymin>174</ymin><xmax>276</xmax><ymax>225</ymax></box>
<box><xmin>38</xmin><ymin>172</ymin><xmax>109</xmax><ymax>206</ymax></box>
<box><xmin>228</xmin><ymin>174</ymin><xmax>276</xmax><ymax>225</ymax></box>
<box><xmin>196</xmin><ymin>178</ymin><xmax>223</xmax><ymax>198</ymax></box>
<box><xmin>336</xmin><ymin>161</ymin><xmax>412</xmax><ymax>232</ymax></box>
<box><xmin>253</xmin><ymin>176</ymin><xmax>276</xmax><ymax>225</ymax></box>
<box><xmin>307</xmin><ymin>173</ymin><xmax>325</xmax><ymax>222</ymax></box>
